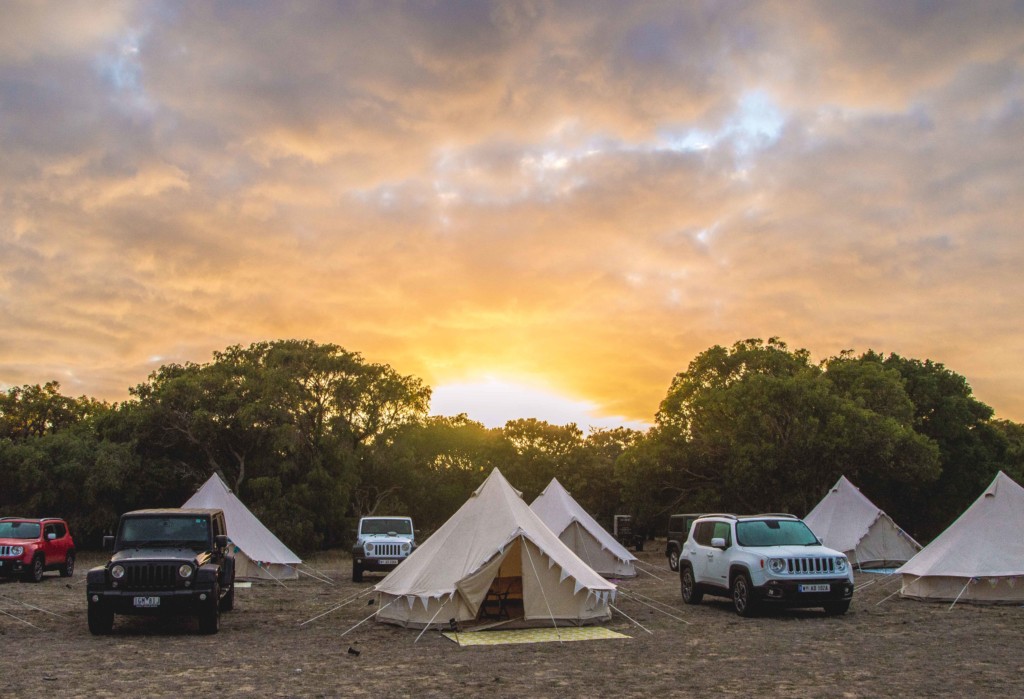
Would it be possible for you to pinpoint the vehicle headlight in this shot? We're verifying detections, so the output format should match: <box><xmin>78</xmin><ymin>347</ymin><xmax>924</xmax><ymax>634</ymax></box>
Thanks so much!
<box><xmin>178</xmin><ymin>564</ymin><xmax>194</xmax><ymax>578</ymax></box>
<box><xmin>11</xmin><ymin>545</ymin><xmax>24</xmax><ymax>556</ymax></box>
<box><xmin>836</xmin><ymin>557</ymin><xmax>848</xmax><ymax>572</ymax></box>
<box><xmin>365</xmin><ymin>543</ymin><xmax>374</xmax><ymax>555</ymax></box>
<box><xmin>768</xmin><ymin>558</ymin><xmax>786</xmax><ymax>574</ymax></box>
<box><xmin>401</xmin><ymin>542</ymin><xmax>411</xmax><ymax>554</ymax></box>
<box><xmin>111</xmin><ymin>565</ymin><xmax>125</xmax><ymax>579</ymax></box>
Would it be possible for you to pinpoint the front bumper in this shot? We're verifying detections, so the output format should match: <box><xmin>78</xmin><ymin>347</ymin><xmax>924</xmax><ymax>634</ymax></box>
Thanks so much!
<box><xmin>0</xmin><ymin>558</ymin><xmax>29</xmax><ymax>576</ymax></box>
<box><xmin>754</xmin><ymin>577</ymin><xmax>854</xmax><ymax>607</ymax></box>
<box><xmin>353</xmin><ymin>556</ymin><xmax>406</xmax><ymax>573</ymax></box>
<box><xmin>87</xmin><ymin>587</ymin><xmax>217</xmax><ymax>616</ymax></box>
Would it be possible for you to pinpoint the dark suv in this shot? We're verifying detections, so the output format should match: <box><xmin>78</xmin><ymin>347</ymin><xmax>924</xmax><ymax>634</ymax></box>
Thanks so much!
<box><xmin>664</xmin><ymin>513</ymin><xmax>702</xmax><ymax>572</ymax></box>
<box><xmin>86</xmin><ymin>508</ymin><xmax>235</xmax><ymax>634</ymax></box>
<box><xmin>0</xmin><ymin>517</ymin><xmax>76</xmax><ymax>582</ymax></box>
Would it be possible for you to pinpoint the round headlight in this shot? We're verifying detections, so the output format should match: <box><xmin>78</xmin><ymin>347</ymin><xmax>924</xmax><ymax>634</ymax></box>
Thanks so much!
<box><xmin>111</xmin><ymin>565</ymin><xmax>125</xmax><ymax>579</ymax></box>
<box><xmin>768</xmin><ymin>558</ymin><xmax>786</xmax><ymax>574</ymax></box>
<box><xmin>365</xmin><ymin>543</ymin><xmax>374</xmax><ymax>555</ymax></box>
<box><xmin>11</xmin><ymin>545</ymin><xmax>24</xmax><ymax>556</ymax></box>
<box><xmin>178</xmin><ymin>564</ymin><xmax>194</xmax><ymax>578</ymax></box>
<box><xmin>836</xmin><ymin>557</ymin><xmax>848</xmax><ymax>572</ymax></box>
<box><xmin>401</xmin><ymin>542</ymin><xmax>411</xmax><ymax>554</ymax></box>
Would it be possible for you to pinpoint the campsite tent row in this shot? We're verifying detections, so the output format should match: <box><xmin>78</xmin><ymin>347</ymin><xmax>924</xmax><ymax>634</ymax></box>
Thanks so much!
<box><xmin>805</xmin><ymin>471</ymin><xmax>1024</xmax><ymax>604</ymax></box>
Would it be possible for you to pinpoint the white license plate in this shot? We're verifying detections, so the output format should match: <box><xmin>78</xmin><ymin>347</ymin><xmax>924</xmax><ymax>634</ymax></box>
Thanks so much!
<box><xmin>133</xmin><ymin>596</ymin><xmax>161</xmax><ymax>608</ymax></box>
<box><xmin>378</xmin><ymin>559</ymin><xmax>399</xmax><ymax>565</ymax></box>
<box><xmin>799</xmin><ymin>584</ymin><xmax>831</xmax><ymax>593</ymax></box>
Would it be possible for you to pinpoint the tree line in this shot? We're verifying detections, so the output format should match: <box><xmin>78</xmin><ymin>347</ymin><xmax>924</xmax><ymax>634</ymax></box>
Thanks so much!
<box><xmin>2</xmin><ymin>338</ymin><xmax>1021</xmax><ymax>552</ymax></box>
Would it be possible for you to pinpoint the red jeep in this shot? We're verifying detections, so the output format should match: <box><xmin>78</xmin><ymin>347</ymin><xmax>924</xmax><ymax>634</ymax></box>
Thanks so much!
<box><xmin>0</xmin><ymin>517</ymin><xmax>76</xmax><ymax>582</ymax></box>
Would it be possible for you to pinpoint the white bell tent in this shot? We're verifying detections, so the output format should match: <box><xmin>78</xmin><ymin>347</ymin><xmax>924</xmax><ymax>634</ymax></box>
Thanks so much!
<box><xmin>374</xmin><ymin>469</ymin><xmax>616</xmax><ymax>629</ymax></box>
<box><xmin>530</xmin><ymin>478</ymin><xmax>637</xmax><ymax>578</ymax></box>
<box><xmin>183</xmin><ymin>473</ymin><xmax>302</xmax><ymax>581</ymax></box>
<box><xmin>804</xmin><ymin>476</ymin><xmax>920</xmax><ymax>569</ymax></box>
<box><xmin>897</xmin><ymin>471</ymin><xmax>1024</xmax><ymax>604</ymax></box>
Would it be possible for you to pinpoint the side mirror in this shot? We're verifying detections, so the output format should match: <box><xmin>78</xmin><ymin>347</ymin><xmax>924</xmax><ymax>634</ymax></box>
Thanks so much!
<box><xmin>47</xmin><ymin>532</ymin><xmax>57</xmax><ymax>541</ymax></box>
<box><xmin>103</xmin><ymin>535</ymin><xmax>114</xmax><ymax>551</ymax></box>
<box><xmin>711</xmin><ymin>537</ymin><xmax>728</xmax><ymax>550</ymax></box>
<box><xmin>215</xmin><ymin>534</ymin><xmax>228</xmax><ymax>549</ymax></box>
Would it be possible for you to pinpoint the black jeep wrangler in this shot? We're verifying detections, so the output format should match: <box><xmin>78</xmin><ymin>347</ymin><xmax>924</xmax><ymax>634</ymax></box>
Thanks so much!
<box><xmin>86</xmin><ymin>508</ymin><xmax>235</xmax><ymax>635</ymax></box>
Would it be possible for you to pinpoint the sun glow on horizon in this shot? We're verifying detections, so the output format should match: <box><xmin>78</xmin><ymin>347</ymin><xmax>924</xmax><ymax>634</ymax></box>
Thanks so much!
<box><xmin>430</xmin><ymin>377</ymin><xmax>650</xmax><ymax>432</ymax></box>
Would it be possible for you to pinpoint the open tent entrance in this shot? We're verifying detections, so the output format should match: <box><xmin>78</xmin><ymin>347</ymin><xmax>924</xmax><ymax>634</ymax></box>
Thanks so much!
<box><xmin>461</xmin><ymin>538</ymin><xmax>526</xmax><ymax>622</ymax></box>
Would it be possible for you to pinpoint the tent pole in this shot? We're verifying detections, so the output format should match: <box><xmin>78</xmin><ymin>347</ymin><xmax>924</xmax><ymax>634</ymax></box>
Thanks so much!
<box><xmin>414</xmin><ymin>597</ymin><xmax>451</xmax><ymax>643</ymax></box>
<box><xmin>948</xmin><ymin>579</ymin><xmax>973</xmax><ymax>611</ymax></box>
<box><xmin>338</xmin><ymin>598</ymin><xmax>396</xmax><ymax>640</ymax></box>
<box><xmin>610</xmin><ymin>603</ymin><xmax>652</xmax><ymax>634</ymax></box>
<box><xmin>299</xmin><ymin>586</ymin><xmax>375</xmax><ymax>626</ymax></box>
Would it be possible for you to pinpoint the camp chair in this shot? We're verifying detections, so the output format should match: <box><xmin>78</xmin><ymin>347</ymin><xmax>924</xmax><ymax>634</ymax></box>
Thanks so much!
<box><xmin>480</xmin><ymin>580</ymin><xmax>515</xmax><ymax>620</ymax></box>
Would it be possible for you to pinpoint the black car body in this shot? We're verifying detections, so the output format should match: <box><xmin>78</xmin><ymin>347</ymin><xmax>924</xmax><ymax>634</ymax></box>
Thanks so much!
<box><xmin>86</xmin><ymin>508</ymin><xmax>235</xmax><ymax>634</ymax></box>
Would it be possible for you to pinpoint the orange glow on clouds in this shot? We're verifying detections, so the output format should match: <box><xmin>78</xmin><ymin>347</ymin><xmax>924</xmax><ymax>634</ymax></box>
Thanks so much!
<box><xmin>430</xmin><ymin>377</ymin><xmax>650</xmax><ymax>431</ymax></box>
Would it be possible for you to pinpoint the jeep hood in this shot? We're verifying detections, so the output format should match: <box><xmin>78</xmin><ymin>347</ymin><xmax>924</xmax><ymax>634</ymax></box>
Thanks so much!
<box><xmin>111</xmin><ymin>547</ymin><xmax>211</xmax><ymax>564</ymax></box>
<box><xmin>765</xmin><ymin>545</ymin><xmax>844</xmax><ymax>558</ymax></box>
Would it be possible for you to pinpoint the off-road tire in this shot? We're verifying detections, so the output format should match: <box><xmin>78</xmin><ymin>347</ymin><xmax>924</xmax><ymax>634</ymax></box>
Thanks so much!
<box><xmin>199</xmin><ymin>591</ymin><xmax>220</xmax><ymax>634</ymax></box>
<box><xmin>668</xmin><ymin>547</ymin><xmax>680</xmax><ymax>572</ymax></box>
<box><xmin>680</xmin><ymin>565</ymin><xmax>703</xmax><ymax>604</ymax></box>
<box><xmin>88</xmin><ymin>605</ymin><xmax>114</xmax><ymax>635</ymax></box>
<box><xmin>61</xmin><ymin>551</ymin><xmax>75</xmax><ymax>577</ymax></box>
<box><xmin>731</xmin><ymin>572</ymin><xmax>759</xmax><ymax>617</ymax></box>
<box><xmin>823</xmin><ymin>600</ymin><xmax>850</xmax><ymax>616</ymax></box>
<box><xmin>24</xmin><ymin>555</ymin><xmax>44</xmax><ymax>583</ymax></box>
<box><xmin>220</xmin><ymin>571</ymin><xmax>235</xmax><ymax>611</ymax></box>
<box><xmin>352</xmin><ymin>560</ymin><xmax>363</xmax><ymax>583</ymax></box>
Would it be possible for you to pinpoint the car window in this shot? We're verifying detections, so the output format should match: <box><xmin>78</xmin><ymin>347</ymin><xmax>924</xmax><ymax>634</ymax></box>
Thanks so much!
<box><xmin>361</xmin><ymin>519</ymin><xmax>413</xmax><ymax>535</ymax></box>
<box><xmin>0</xmin><ymin>522</ymin><xmax>40</xmax><ymax>539</ymax></box>
<box><xmin>54</xmin><ymin>523</ymin><xmax>67</xmax><ymax>538</ymax></box>
<box><xmin>712</xmin><ymin>521</ymin><xmax>732</xmax><ymax>546</ymax></box>
<box><xmin>692</xmin><ymin>521</ymin><xmax>715</xmax><ymax>546</ymax></box>
<box><xmin>735</xmin><ymin>519</ymin><xmax>818</xmax><ymax>547</ymax></box>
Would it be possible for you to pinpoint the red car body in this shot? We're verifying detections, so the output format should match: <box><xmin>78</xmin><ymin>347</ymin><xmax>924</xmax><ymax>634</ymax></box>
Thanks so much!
<box><xmin>0</xmin><ymin>517</ymin><xmax>76</xmax><ymax>582</ymax></box>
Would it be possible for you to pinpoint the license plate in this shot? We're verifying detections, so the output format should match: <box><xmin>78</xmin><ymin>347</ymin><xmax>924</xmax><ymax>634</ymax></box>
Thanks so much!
<box><xmin>378</xmin><ymin>559</ymin><xmax>399</xmax><ymax>565</ymax></box>
<box><xmin>133</xmin><ymin>596</ymin><xmax>161</xmax><ymax>608</ymax></box>
<box><xmin>799</xmin><ymin>584</ymin><xmax>831</xmax><ymax>593</ymax></box>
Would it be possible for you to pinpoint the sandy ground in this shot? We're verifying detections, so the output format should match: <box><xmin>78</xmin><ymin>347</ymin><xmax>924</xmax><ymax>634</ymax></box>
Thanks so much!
<box><xmin>2</xmin><ymin>546</ymin><xmax>1022</xmax><ymax>698</ymax></box>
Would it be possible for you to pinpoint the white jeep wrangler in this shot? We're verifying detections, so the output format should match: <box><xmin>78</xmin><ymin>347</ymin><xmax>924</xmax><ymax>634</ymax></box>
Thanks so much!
<box><xmin>351</xmin><ymin>516</ymin><xmax>415</xmax><ymax>583</ymax></box>
<box><xmin>679</xmin><ymin>514</ymin><xmax>854</xmax><ymax>616</ymax></box>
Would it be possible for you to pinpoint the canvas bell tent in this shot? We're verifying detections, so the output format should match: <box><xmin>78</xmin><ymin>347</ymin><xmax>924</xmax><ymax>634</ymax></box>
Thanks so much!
<box><xmin>374</xmin><ymin>469</ymin><xmax>616</xmax><ymax>629</ymax></box>
<box><xmin>897</xmin><ymin>471</ymin><xmax>1024</xmax><ymax>604</ymax></box>
<box><xmin>530</xmin><ymin>478</ymin><xmax>637</xmax><ymax>578</ymax></box>
<box><xmin>183</xmin><ymin>473</ymin><xmax>302</xmax><ymax>581</ymax></box>
<box><xmin>804</xmin><ymin>476</ymin><xmax>921</xmax><ymax>569</ymax></box>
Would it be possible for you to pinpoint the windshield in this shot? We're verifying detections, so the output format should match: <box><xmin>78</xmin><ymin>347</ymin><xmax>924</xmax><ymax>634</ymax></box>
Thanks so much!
<box><xmin>0</xmin><ymin>521</ymin><xmax>40</xmax><ymax>539</ymax></box>
<box><xmin>735</xmin><ymin>519</ymin><xmax>819</xmax><ymax>547</ymax></box>
<box><xmin>119</xmin><ymin>516</ymin><xmax>210</xmax><ymax>548</ymax></box>
<box><xmin>361</xmin><ymin>519</ymin><xmax>412</xmax><ymax>535</ymax></box>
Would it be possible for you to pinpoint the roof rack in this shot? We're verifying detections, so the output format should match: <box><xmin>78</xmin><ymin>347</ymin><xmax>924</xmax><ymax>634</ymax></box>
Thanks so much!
<box><xmin>744</xmin><ymin>513</ymin><xmax>798</xmax><ymax>519</ymax></box>
<box><xmin>696</xmin><ymin>513</ymin><xmax>738</xmax><ymax>520</ymax></box>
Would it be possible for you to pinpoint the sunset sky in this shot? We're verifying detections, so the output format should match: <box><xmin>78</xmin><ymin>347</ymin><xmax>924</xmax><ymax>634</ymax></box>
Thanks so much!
<box><xmin>2</xmin><ymin>1</ymin><xmax>1023</xmax><ymax>429</ymax></box>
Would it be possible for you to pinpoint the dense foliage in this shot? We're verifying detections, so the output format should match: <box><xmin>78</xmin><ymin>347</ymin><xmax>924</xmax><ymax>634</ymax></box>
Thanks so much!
<box><xmin>2</xmin><ymin>338</ymin><xmax>1021</xmax><ymax>551</ymax></box>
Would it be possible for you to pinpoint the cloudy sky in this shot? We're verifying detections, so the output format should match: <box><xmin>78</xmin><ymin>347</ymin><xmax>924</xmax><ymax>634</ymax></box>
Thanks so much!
<box><xmin>2</xmin><ymin>1</ymin><xmax>1023</xmax><ymax>429</ymax></box>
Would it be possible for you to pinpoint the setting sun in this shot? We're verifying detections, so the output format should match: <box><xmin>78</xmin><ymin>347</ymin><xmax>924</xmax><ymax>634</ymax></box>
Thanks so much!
<box><xmin>430</xmin><ymin>377</ymin><xmax>649</xmax><ymax>431</ymax></box>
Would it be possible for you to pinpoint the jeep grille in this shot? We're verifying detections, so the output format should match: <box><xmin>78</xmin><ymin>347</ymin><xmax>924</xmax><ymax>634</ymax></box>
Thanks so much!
<box><xmin>121</xmin><ymin>563</ymin><xmax>178</xmax><ymax>589</ymax></box>
<box><xmin>785</xmin><ymin>557</ymin><xmax>837</xmax><ymax>575</ymax></box>
<box><xmin>0</xmin><ymin>545</ymin><xmax>19</xmax><ymax>557</ymax></box>
<box><xmin>371</xmin><ymin>543</ymin><xmax>402</xmax><ymax>558</ymax></box>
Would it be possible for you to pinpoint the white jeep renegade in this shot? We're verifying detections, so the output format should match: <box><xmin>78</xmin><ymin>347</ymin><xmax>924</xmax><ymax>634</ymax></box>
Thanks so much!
<box><xmin>680</xmin><ymin>514</ymin><xmax>854</xmax><ymax>616</ymax></box>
